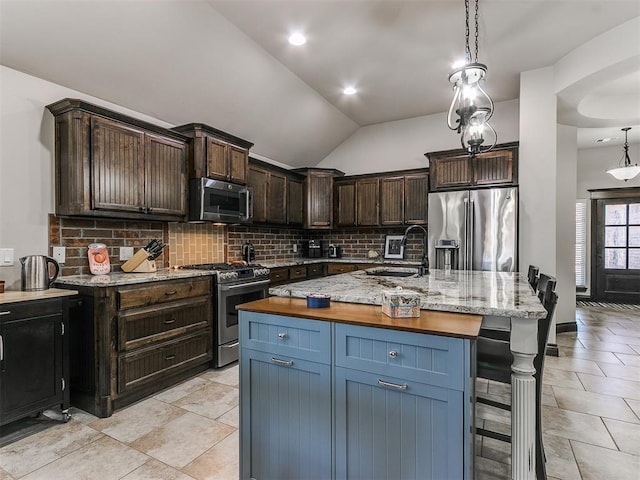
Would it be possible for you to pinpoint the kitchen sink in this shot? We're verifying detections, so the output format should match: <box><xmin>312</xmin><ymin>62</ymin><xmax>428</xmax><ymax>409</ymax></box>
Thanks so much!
<box><xmin>365</xmin><ymin>269</ymin><xmax>417</xmax><ymax>277</ymax></box>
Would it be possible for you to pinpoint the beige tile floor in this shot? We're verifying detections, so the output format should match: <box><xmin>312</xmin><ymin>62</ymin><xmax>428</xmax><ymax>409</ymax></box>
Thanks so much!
<box><xmin>0</xmin><ymin>305</ymin><xmax>639</xmax><ymax>479</ymax></box>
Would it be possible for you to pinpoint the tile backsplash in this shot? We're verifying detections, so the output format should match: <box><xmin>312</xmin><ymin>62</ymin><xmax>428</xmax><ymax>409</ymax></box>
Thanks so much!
<box><xmin>168</xmin><ymin>223</ymin><xmax>225</xmax><ymax>266</ymax></box>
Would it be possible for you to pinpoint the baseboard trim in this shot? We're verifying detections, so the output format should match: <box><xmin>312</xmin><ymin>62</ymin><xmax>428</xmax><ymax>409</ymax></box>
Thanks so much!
<box><xmin>545</xmin><ymin>344</ymin><xmax>559</xmax><ymax>357</ymax></box>
<box><xmin>556</xmin><ymin>322</ymin><xmax>578</xmax><ymax>334</ymax></box>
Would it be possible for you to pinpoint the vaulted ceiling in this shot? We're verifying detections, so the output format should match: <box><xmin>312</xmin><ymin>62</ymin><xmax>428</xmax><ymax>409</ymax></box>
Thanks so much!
<box><xmin>1</xmin><ymin>0</ymin><xmax>639</xmax><ymax>167</ymax></box>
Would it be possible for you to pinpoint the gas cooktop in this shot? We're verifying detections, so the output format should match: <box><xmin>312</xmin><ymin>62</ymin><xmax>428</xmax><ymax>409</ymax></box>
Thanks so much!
<box><xmin>179</xmin><ymin>263</ymin><xmax>270</xmax><ymax>283</ymax></box>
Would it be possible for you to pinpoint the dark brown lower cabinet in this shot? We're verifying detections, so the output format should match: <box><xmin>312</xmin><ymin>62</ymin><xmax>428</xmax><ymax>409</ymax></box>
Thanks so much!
<box><xmin>0</xmin><ymin>297</ymin><xmax>71</xmax><ymax>426</ymax></box>
<box><xmin>58</xmin><ymin>276</ymin><xmax>213</xmax><ymax>418</ymax></box>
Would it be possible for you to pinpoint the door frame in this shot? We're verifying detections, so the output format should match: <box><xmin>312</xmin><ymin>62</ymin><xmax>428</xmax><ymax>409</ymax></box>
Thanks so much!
<box><xmin>589</xmin><ymin>187</ymin><xmax>640</xmax><ymax>303</ymax></box>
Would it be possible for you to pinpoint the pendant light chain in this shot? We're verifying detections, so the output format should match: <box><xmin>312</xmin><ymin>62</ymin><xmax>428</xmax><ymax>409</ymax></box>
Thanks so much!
<box><xmin>464</xmin><ymin>0</ymin><xmax>471</xmax><ymax>63</ymax></box>
<box><xmin>474</xmin><ymin>0</ymin><xmax>479</xmax><ymax>62</ymax></box>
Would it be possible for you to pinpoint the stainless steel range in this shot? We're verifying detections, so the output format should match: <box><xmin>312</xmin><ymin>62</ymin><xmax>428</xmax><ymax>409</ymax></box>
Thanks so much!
<box><xmin>180</xmin><ymin>263</ymin><xmax>270</xmax><ymax>367</ymax></box>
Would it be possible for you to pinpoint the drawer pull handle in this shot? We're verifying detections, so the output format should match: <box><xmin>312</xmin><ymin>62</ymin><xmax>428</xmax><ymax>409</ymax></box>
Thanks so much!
<box><xmin>0</xmin><ymin>311</ymin><xmax>10</xmax><ymax>316</ymax></box>
<box><xmin>271</xmin><ymin>357</ymin><xmax>293</xmax><ymax>367</ymax></box>
<box><xmin>164</xmin><ymin>291</ymin><xmax>177</xmax><ymax>296</ymax></box>
<box><xmin>388</xmin><ymin>350</ymin><xmax>398</xmax><ymax>358</ymax></box>
<box><xmin>277</xmin><ymin>333</ymin><xmax>287</xmax><ymax>339</ymax></box>
<box><xmin>378</xmin><ymin>379</ymin><xmax>408</xmax><ymax>390</ymax></box>
<box><xmin>163</xmin><ymin>318</ymin><xmax>176</xmax><ymax>325</ymax></box>
<box><xmin>0</xmin><ymin>334</ymin><xmax>3</xmax><ymax>361</ymax></box>
<box><xmin>164</xmin><ymin>354</ymin><xmax>176</xmax><ymax>361</ymax></box>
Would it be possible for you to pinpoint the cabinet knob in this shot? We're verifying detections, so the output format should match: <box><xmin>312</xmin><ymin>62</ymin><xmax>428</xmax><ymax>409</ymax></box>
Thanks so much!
<box><xmin>388</xmin><ymin>350</ymin><xmax>398</xmax><ymax>358</ymax></box>
<box><xmin>277</xmin><ymin>332</ymin><xmax>287</xmax><ymax>339</ymax></box>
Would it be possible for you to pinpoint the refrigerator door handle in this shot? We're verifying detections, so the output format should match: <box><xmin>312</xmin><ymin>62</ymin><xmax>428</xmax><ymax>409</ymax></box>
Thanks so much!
<box><xmin>469</xmin><ymin>199</ymin><xmax>475</xmax><ymax>270</ymax></box>
<box><xmin>463</xmin><ymin>198</ymin><xmax>469</xmax><ymax>270</ymax></box>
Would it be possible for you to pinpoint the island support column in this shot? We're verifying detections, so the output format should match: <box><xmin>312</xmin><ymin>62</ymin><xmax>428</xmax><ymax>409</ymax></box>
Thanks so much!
<box><xmin>509</xmin><ymin>316</ymin><xmax>539</xmax><ymax>480</ymax></box>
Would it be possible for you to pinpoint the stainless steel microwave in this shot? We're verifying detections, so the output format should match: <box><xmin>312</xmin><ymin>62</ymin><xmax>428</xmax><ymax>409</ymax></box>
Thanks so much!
<box><xmin>189</xmin><ymin>178</ymin><xmax>252</xmax><ymax>223</ymax></box>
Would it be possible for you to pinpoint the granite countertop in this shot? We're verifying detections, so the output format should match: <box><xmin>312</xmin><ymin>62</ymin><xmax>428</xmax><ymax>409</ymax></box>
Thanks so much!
<box><xmin>261</xmin><ymin>258</ymin><xmax>421</xmax><ymax>268</ymax></box>
<box><xmin>269</xmin><ymin>268</ymin><xmax>547</xmax><ymax>319</ymax></box>
<box><xmin>54</xmin><ymin>268</ymin><xmax>214</xmax><ymax>287</ymax></box>
<box><xmin>0</xmin><ymin>288</ymin><xmax>79</xmax><ymax>305</ymax></box>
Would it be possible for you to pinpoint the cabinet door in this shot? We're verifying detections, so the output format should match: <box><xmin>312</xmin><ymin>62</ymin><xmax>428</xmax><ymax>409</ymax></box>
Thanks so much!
<box><xmin>91</xmin><ymin>117</ymin><xmax>145</xmax><ymax>213</ymax></box>
<box><xmin>305</xmin><ymin>172</ymin><xmax>333</xmax><ymax>228</ymax></box>
<box><xmin>206</xmin><ymin>137</ymin><xmax>229</xmax><ymax>180</ymax></box>
<box><xmin>430</xmin><ymin>155</ymin><xmax>472</xmax><ymax>190</ymax></box>
<box><xmin>380</xmin><ymin>176</ymin><xmax>405</xmax><ymax>225</ymax></box>
<box><xmin>229</xmin><ymin>145</ymin><xmax>248</xmax><ymax>184</ymax></box>
<box><xmin>335</xmin><ymin>367</ymin><xmax>464</xmax><ymax>480</ymax></box>
<box><xmin>267</xmin><ymin>171</ymin><xmax>287</xmax><ymax>224</ymax></box>
<box><xmin>248</xmin><ymin>166</ymin><xmax>268</xmax><ymax>223</ymax></box>
<box><xmin>404</xmin><ymin>173</ymin><xmax>429</xmax><ymax>224</ymax></box>
<box><xmin>356</xmin><ymin>178</ymin><xmax>380</xmax><ymax>226</ymax></box>
<box><xmin>473</xmin><ymin>149</ymin><xmax>514</xmax><ymax>185</ymax></box>
<box><xmin>335</xmin><ymin>181</ymin><xmax>356</xmax><ymax>227</ymax></box>
<box><xmin>145</xmin><ymin>134</ymin><xmax>187</xmax><ymax>217</ymax></box>
<box><xmin>240</xmin><ymin>348</ymin><xmax>332</xmax><ymax>480</ymax></box>
<box><xmin>0</xmin><ymin>311</ymin><xmax>63</xmax><ymax>425</ymax></box>
<box><xmin>287</xmin><ymin>177</ymin><xmax>304</xmax><ymax>226</ymax></box>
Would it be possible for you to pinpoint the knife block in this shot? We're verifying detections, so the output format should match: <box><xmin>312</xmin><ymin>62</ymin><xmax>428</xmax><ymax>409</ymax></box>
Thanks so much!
<box><xmin>121</xmin><ymin>249</ymin><xmax>157</xmax><ymax>273</ymax></box>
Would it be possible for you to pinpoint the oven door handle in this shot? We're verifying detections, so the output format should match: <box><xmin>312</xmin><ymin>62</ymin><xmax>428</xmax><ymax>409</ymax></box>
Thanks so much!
<box><xmin>219</xmin><ymin>279</ymin><xmax>270</xmax><ymax>291</ymax></box>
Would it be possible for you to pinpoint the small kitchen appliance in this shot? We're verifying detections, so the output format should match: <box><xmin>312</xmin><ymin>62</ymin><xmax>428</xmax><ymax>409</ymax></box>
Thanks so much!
<box><xmin>87</xmin><ymin>243</ymin><xmax>111</xmax><ymax>275</ymax></box>
<box><xmin>20</xmin><ymin>255</ymin><xmax>60</xmax><ymax>291</ymax></box>
<box><xmin>301</xmin><ymin>240</ymin><xmax>324</xmax><ymax>258</ymax></box>
<box><xmin>328</xmin><ymin>244</ymin><xmax>342</xmax><ymax>258</ymax></box>
<box><xmin>189</xmin><ymin>177</ymin><xmax>252</xmax><ymax>223</ymax></box>
<box><xmin>242</xmin><ymin>242</ymin><xmax>255</xmax><ymax>263</ymax></box>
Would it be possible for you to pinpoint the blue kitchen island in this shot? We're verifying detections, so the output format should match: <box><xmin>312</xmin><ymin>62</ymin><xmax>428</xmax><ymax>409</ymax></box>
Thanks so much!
<box><xmin>238</xmin><ymin>267</ymin><xmax>547</xmax><ymax>480</ymax></box>
<box><xmin>238</xmin><ymin>294</ymin><xmax>483</xmax><ymax>480</ymax></box>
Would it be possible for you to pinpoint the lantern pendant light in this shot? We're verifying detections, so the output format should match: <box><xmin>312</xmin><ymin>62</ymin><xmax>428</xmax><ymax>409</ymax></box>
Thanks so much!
<box><xmin>447</xmin><ymin>0</ymin><xmax>496</xmax><ymax>157</ymax></box>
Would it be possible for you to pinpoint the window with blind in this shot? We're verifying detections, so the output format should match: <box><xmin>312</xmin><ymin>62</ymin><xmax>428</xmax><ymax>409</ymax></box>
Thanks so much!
<box><xmin>575</xmin><ymin>200</ymin><xmax>587</xmax><ymax>287</ymax></box>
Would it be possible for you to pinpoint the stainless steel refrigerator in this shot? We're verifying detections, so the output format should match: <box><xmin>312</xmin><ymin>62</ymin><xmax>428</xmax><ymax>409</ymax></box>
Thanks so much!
<box><xmin>427</xmin><ymin>187</ymin><xmax>518</xmax><ymax>272</ymax></box>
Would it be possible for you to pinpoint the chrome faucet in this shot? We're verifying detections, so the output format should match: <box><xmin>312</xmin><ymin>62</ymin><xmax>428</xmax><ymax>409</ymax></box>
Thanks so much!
<box><xmin>401</xmin><ymin>224</ymin><xmax>429</xmax><ymax>276</ymax></box>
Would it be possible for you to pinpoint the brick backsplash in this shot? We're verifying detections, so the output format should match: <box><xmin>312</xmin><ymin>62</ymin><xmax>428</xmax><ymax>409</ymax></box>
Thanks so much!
<box><xmin>227</xmin><ymin>226</ymin><xmax>307</xmax><ymax>263</ymax></box>
<box><xmin>50</xmin><ymin>214</ymin><xmax>427</xmax><ymax>275</ymax></box>
<box><xmin>49</xmin><ymin>215</ymin><xmax>168</xmax><ymax>276</ymax></box>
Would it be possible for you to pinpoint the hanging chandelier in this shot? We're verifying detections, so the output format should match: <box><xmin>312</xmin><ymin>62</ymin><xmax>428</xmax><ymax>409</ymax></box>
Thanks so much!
<box><xmin>606</xmin><ymin>127</ymin><xmax>640</xmax><ymax>181</ymax></box>
<box><xmin>447</xmin><ymin>0</ymin><xmax>496</xmax><ymax>157</ymax></box>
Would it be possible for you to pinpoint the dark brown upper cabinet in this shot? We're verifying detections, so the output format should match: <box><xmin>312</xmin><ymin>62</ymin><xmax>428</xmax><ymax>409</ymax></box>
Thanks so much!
<box><xmin>380</xmin><ymin>172</ymin><xmax>429</xmax><ymax>226</ymax></box>
<box><xmin>426</xmin><ymin>142</ymin><xmax>518</xmax><ymax>191</ymax></box>
<box><xmin>47</xmin><ymin>98</ymin><xmax>188</xmax><ymax>221</ymax></box>
<box><xmin>172</xmin><ymin>123</ymin><xmax>253</xmax><ymax>185</ymax></box>
<box><xmin>335</xmin><ymin>178</ymin><xmax>380</xmax><ymax>227</ymax></box>
<box><xmin>293</xmin><ymin>168</ymin><xmax>345</xmax><ymax>230</ymax></box>
<box><xmin>248</xmin><ymin>158</ymin><xmax>303</xmax><ymax>226</ymax></box>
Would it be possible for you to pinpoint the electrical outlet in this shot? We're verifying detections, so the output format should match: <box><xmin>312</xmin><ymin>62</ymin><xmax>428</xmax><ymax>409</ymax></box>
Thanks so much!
<box><xmin>0</xmin><ymin>248</ymin><xmax>14</xmax><ymax>266</ymax></box>
<box><xmin>292</xmin><ymin>244</ymin><xmax>298</xmax><ymax>253</ymax></box>
<box><xmin>120</xmin><ymin>246</ymin><xmax>134</xmax><ymax>261</ymax></box>
<box><xmin>53</xmin><ymin>246</ymin><xmax>66</xmax><ymax>264</ymax></box>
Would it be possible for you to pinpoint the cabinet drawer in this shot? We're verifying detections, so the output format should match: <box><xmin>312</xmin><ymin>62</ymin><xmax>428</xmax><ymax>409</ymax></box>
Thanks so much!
<box><xmin>335</xmin><ymin>324</ymin><xmax>466</xmax><ymax>390</ymax></box>
<box><xmin>269</xmin><ymin>267</ymin><xmax>289</xmax><ymax>284</ymax></box>
<box><xmin>307</xmin><ymin>263</ymin><xmax>325</xmax><ymax>278</ymax></box>
<box><xmin>118</xmin><ymin>278</ymin><xmax>211</xmax><ymax>309</ymax></box>
<box><xmin>327</xmin><ymin>263</ymin><xmax>357</xmax><ymax>275</ymax></box>
<box><xmin>118</xmin><ymin>297</ymin><xmax>211</xmax><ymax>351</ymax></box>
<box><xmin>289</xmin><ymin>266</ymin><xmax>307</xmax><ymax>280</ymax></box>
<box><xmin>240</xmin><ymin>312</ymin><xmax>330</xmax><ymax>364</ymax></box>
<box><xmin>0</xmin><ymin>298</ymin><xmax>63</xmax><ymax>322</ymax></box>
<box><xmin>117</xmin><ymin>329</ymin><xmax>212</xmax><ymax>393</ymax></box>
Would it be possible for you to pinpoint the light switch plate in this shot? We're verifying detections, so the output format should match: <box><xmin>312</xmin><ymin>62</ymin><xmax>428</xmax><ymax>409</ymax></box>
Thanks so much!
<box><xmin>120</xmin><ymin>246</ymin><xmax>134</xmax><ymax>261</ymax></box>
<box><xmin>53</xmin><ymin>246</ymin><xmax>66</xmax><ymax>264</ymax></box>
<box><xmin>0</xmin><ymin>248</ymin><xmax>14</xmax><ymax>266</ymax></box>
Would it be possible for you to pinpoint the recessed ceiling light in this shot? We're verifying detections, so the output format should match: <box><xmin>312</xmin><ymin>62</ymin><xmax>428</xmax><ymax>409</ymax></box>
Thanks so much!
<box><xmin>343</xmin><ymin>86</ymin><xmax>357</xmax><ymax>95</ymax></box>
<box><xmin>596</xmin><ymin>137</ymin><xmax>616</xmax><ymax>143</ymax></box>
<box><xmin>288</xmin><ymin>32</ymin><xmax>306</xmax><ymax>46</ymax></box>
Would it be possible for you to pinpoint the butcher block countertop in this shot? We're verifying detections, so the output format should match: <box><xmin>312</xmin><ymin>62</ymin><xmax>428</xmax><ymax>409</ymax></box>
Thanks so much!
<box><xmin>0</xmin><ymin>288</ymin><xmax>79</xmax><ymax>305</ymax></box>
<box><xmin>237</xmin><ymin>296</ymin><xmax>483</xmax><ymax>339</ymax></box>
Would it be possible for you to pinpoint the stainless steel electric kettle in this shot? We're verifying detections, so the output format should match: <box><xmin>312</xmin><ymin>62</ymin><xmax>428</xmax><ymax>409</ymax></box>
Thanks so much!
<box><xmin>20</xmin><ymin>255</ymin><xmax>60</xmax><ymax>291</ymax></box>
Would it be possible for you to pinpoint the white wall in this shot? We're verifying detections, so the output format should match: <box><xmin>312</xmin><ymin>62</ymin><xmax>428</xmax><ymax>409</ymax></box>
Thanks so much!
<box><xmin>316</xmin><ymin>100</ymin><xmax>519</xmax><ymax>175</ymax></box>
<box><xmin>0</xmin><ymin>66</ymin><xmax>179</xmax><ymax>289</ymax></box>
<box><xmin>556</xmin><ymin>125</ymin><xmax>577</xmax><ymax>335</ymax></box>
